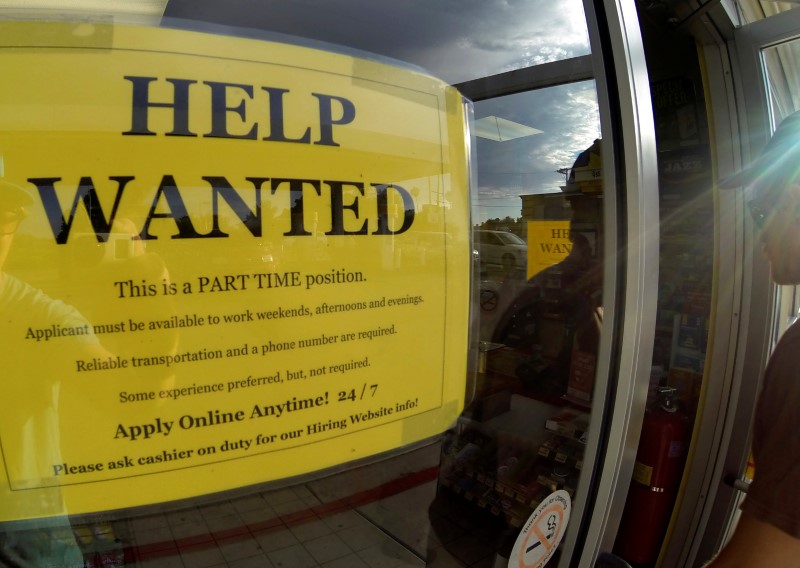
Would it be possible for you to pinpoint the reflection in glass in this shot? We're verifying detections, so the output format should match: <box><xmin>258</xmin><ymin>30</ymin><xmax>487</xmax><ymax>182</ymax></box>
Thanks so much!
<box><xmin>0</xmin><ymin>4</ymin><xmax>602</xmax><ymax>565</ymax></box>
<box><xmin>472</xmin><ymin>82</ymin><xmax>600</xmax><ymax>224</ymax></box>
<box><xmin>164</xmin><ymin>0</ymin><xmax>590</xmax><ymax>84</ymax></box>
<box><xmin>433</xmin><ymin>82</ymin><xmax>604</xmax><ymax>562</ymax></box>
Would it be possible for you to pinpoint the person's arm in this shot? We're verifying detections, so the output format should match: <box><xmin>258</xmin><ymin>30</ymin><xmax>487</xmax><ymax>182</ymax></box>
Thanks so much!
<box><xmin>705</xmin><ymin>511</ymin><xmax>800</xmax><ymax>567</ymax></box>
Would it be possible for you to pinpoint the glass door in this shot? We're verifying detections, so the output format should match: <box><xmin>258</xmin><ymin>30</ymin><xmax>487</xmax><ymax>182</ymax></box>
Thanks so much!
<box><xmin>0</xmin><ymin>1</ymin><xmax>659</xmax><ymax>567</ymax></box>
<box><xmin>409</xmin><ymin>0</ymin><xmax>663</xmax><ymax>560</ymax></box>
<box><xmin>686</xmin><ymin>7</ymin><xmax>800</xmax><ymax>565</ymax></box>
<box><xmin>436</xmin><ymin>80</ymin><xmax>606</xmax><ymax>567</ymax></box>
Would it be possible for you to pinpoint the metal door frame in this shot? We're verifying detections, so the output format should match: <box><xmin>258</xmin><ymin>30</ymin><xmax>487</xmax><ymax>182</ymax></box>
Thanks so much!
<box><xmin>461</xmin><ymin>1</ymin><xmax>660</xmax><ymax>564</ymax></box>
<box><xmin>571</xmin><ymin>1</ymin><xmax>660</xmax><ymax>566</ymax></box>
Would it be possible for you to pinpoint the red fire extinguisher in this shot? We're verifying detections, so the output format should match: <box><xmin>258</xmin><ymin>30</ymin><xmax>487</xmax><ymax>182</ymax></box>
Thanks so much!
<box><xmin>614</xmin><ymin>386</ymin><xmax>690</xmax><ymax>566</ymax></box>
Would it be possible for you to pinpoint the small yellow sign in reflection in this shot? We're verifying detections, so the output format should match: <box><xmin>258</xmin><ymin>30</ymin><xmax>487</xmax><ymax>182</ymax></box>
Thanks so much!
<box><xmin>527</xmin><ymin>220</ymin><xmax>572</xmax><ymax>279</ymax></box>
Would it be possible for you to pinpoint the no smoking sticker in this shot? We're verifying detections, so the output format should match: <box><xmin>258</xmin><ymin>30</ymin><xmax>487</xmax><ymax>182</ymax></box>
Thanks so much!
<box><xmin>509</xmin><ymin>490</ymin><xmax>571</xmax><ymax>568</ymax></box>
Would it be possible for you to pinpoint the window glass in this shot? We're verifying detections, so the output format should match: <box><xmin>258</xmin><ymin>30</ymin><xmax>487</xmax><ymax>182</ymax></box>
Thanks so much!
<box><xmin>723</xmin><ymin>0</ymin><xmax>800</xmax><ymax>26</ymax></box>
<box><xmin>0</xmin><ymin>5</ymin><xmax>610</xmax><ymax>568</ymax></box>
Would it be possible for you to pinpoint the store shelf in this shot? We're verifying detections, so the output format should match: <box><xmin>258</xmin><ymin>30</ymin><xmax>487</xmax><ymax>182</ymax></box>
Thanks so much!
<box><xmin>439</xmin><ymin>392</ymin><xmax>586</xmax><ymax>532</ymax></box>
<box><xmin>487</xmin><ymin>393</ymin><xmax>552</xmax><ymax>428</ymax></box>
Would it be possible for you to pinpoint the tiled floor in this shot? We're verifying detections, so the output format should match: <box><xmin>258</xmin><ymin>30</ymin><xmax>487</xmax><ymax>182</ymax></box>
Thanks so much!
<box><xmin>63</xmin><ymin>443</ymin><xmax>510</xmax><ymax>568</ymax></box>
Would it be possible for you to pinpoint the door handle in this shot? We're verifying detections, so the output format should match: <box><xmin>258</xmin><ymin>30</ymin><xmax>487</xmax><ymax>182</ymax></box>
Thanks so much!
<box><xmin>723</xmin><ymin>474</ymin><xmax>751</xmax><ymax>494</ymax></box>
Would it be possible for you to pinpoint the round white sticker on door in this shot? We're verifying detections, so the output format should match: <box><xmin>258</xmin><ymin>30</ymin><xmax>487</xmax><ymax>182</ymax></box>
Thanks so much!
<box><xmin>508</xmin><ymin>490</ymin><xmax>571</xmax><ymax>568</ymax></box>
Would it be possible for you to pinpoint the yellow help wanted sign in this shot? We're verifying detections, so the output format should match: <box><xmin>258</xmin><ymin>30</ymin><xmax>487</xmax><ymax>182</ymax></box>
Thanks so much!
<box><xmin>0</xmin><ymin>21</ymin><xmax>472</xmax><ymax>520</ymax></box>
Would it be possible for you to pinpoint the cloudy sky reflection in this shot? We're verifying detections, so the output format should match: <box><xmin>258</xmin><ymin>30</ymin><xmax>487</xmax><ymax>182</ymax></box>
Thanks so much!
<box><xmin>165</xmin><ymin>0</ymin><xmax>591</xmax><ymax>83</ymax></box>
<box><xmin>473</xmin><ymin>82</ymin><xmax>601</xmax><ymax>222</ymax></box>
<box><xmin>165</xmin><ymin>0</ymin><xmax>600</xmax><ymax>221</ymax></box>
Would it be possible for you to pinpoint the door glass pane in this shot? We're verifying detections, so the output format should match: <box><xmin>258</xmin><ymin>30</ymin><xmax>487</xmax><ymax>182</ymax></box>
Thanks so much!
<box><xmin>0</xmin><ymin>5</ymin><xmax>615</xmax><ymax>568</ymax></box>
<box><xmin>436</xmin><ymin>84</ymin><xmax>604</xmax><ymax>566</ymax></box>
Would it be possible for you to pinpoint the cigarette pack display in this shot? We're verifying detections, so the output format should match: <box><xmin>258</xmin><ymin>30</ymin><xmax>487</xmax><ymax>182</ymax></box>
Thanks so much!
<box><xmin>566</xmin><ymin>350</ymin><xmax>596</xmax><ymax>404</ymax></box>
<box><xmin>545</xmin><ymin>407</ymin><xmax>590</xmax><ymax>443</ymax></box>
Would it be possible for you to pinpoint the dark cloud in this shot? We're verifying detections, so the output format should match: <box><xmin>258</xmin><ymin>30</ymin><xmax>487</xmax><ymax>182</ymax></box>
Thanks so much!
<box><xmin>164</xmin><ymin>0</ymin><xmax>590</xmax><ymax>83</ymax></box>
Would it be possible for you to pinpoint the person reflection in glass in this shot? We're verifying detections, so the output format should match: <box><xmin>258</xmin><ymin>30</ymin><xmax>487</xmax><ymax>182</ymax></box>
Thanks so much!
<box><xmin>490</xmin><ymin>140</ymin><xmax>603</xmax><ymax>401</ymax></box>
<box><xmin>1</xmin><ymin>180</ymin><xmax>105</xmax><ymax>353</ymax></box>
<box><xmin>0</xmin><ymin>179</ymin><xmax>92</xmax><ymax>567</ymax></box>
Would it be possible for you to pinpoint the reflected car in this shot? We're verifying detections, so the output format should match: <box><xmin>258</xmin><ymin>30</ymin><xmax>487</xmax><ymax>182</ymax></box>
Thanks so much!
<box><xmin>475</xmin><ymin>230</ymin><xmax>527</xmax><ymax>271</ymax></box>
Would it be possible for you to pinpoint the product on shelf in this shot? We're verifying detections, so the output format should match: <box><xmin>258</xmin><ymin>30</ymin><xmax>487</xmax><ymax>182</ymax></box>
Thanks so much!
<box><xmin>545</xmin><ymin>407</ymin><xmax>590</xmax><ymax>443</ymax></box>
